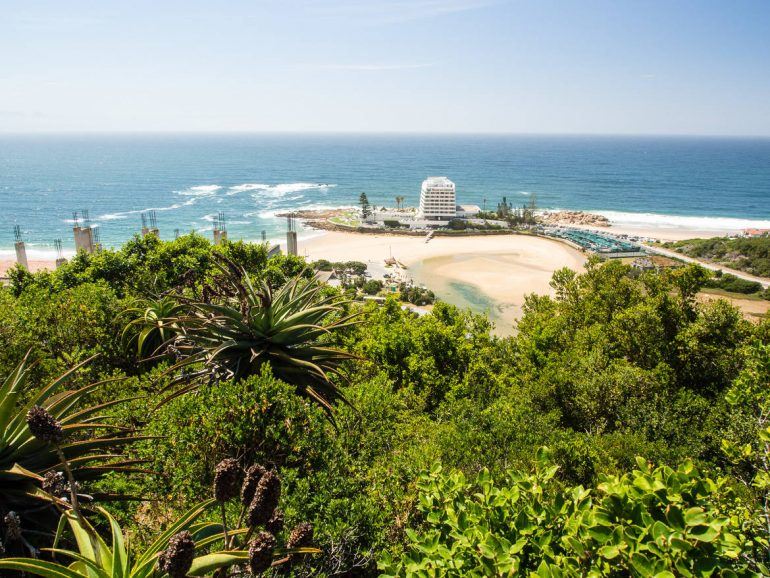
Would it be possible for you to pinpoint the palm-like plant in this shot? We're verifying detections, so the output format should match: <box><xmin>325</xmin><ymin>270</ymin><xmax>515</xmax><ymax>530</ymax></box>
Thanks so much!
<box><xmin>0</xmin><ymin>354</ymin><xmax>143</xmax><ymax>549</ymax></box>
<box><xmin>166</xmin><ymin>264</ymin><xmax>360</xmax><ymax>419</ymax></box>
<box><xmin>122</xmin><ymin>296</ymin><xmax>185</xmax><ymax>359</ymax></box>
<box><xmin>0</xmin><ymin>499</ymin><xmax>311</xmax><ymax>577</ymax></box>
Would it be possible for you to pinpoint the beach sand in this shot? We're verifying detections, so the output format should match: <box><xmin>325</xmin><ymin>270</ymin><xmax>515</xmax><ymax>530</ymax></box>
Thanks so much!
<box><xmin>0</xmin><ymin>259</ymin><xmax>56</xmax><ymax>277</ymax></box>
<box><xmin>298</xmin><ymin>231</ymin><xmax>587</xmax><ymax>334</ymax></box>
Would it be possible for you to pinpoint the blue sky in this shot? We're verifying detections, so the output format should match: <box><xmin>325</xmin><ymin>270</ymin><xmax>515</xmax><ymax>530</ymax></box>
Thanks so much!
<box><xmin>1</xmin><ymin>0</ymin><xmax>769</xmax><ymax>135</ymax></box>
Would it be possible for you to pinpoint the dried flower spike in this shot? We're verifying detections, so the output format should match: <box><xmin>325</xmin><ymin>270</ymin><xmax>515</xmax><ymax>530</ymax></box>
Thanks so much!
<box><xmin>287</xmin><ymin>522</ymin><xmax>314</xmax><ymax>549</ymax></box>
<box><xmin>266</xmin><ymin>509</ymin><xmax>284</xmax><ymax>536</ymax></box>
<box><xmin>247</xmin><ymin>470</ymin><xmax>281</xmax><ymax>528</ymax></box>
<box><xmin>241</xmin><ymin>463</ymin><xmax>267</xmax><ymax>506</ymax></box>
<box><xmin>213</xmin><ymin>458</ymin><xmax>241</xmax><ymax>502</ymax></box>
<box><xmin>248</xmin><ymin>531</ymin><xmax>277</xmax><ymax>575</ymax></box>
<box><xmin>4</xmin><ymin>512</ymin><xmax>22</xmax><ymax>541</ymax></box>
<box><xmin>26</xmin><ymin>405</ymin><xmax>64</xmax><ymax>444</ymax></box>
<box><xmin>158</xmin><ymin>530</ymin><xmax>195</xmax><ymax>578</ymax></box>
<box><xmin>42</xmin><ymin>471</ymin><xmax>68</xmax><ymax>497</ymax></box>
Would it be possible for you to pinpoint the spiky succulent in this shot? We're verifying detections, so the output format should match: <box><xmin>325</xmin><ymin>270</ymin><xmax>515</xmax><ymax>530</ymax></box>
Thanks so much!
<box><xmin>0</xmin><ymin>353</ymin><xmax>143</xmax><ymax>543</ymax></box>
<box><xmin>26</xmin><ymin>405</ymin><xmax>64</xmax><ymax>445</ymax></box>
<box><xmin>122</xmin><ymin>295</ymin><xmax>185</xmax><ymax>359</ymax></box>
<box><xmin>213</xmin><ymin>458</ymin><xmax>241</xmax><ymax>502</ymax></box>
<box><xmin>158</xmin><ymin>530</ymin><xmax>195</xmax><ymax>578</ymax></box>
<box><xmin>165</xmin><ymin>261</ymin><xmax>360</xmax><ymax>421</ymax></box>
<box><xmin>0</xmin><ymin>500</ymin><xmax>256</xmax><ymax>578</ymax></box>
<box><xmin>248</xmin><ymin>531</ymin><xmax>277</xmax><ymax>575</ymax></box>
<box><xmin>247</xmin><ymin>470</ymin><xmax>281</xmax><ymax>528</ymax></box>
<box><xmin>241</xmin><ymin>463</ymin><xmax>266</xmax><ymax>506</ymax></box>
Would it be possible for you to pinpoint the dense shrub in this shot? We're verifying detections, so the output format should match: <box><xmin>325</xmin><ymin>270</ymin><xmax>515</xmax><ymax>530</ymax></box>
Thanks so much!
<box><xmin>379</xmin><ymin>452</ymin><xmax>765</xmax><ymax>576</ymax></box>
<box><xmin>664</xmin><ymin>236</ymin><xmax>770</xmax><ymax>278</ymax></box>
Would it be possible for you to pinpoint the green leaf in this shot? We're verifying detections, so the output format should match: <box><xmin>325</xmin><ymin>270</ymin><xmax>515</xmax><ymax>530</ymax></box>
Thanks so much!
<box><xmin>630</xmin><ymin>552</ymin><xmax>655</xmax><ymax>576</ymax></box>
<box><xmin>188</xmin><ymin>551</ymin><xmax>249</xmax><ymax>576</ymax></box>
<box><xmin>0</xmin><ymin>559</ymin><xmax>85</xmax><ymax>578</ymax></box>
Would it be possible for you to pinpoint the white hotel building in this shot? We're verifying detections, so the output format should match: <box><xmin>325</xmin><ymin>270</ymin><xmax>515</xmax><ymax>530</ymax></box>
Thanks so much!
<box><xmin>418</xmin><ymin>176</ymin><xmax>456</xmax><ymax>221</ymax></box>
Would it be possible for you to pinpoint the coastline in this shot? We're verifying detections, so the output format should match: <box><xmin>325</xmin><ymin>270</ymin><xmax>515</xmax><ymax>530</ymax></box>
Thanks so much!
<box><xmin>3</xmin><ymin>217</ymin><xmax>767</xmax><ymax>331</ymax></box>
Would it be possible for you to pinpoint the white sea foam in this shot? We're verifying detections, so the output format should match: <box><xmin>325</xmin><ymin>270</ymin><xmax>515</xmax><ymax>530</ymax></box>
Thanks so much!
<box><xmin>176</xmin><ymin>185</ymin><xmax>222</xmax><ymax>196</ymax></box>
<box><xmin>596</xmin><ymin>211</ymin><xmax>770</xmax><ymax>231</ymax></box>
<box><xmin>228</xmin><ymin>182</ymin><xmax>336</xmax><ymax>199</ymax></box>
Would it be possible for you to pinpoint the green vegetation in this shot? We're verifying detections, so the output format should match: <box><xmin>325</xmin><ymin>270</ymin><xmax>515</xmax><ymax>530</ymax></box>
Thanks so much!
<box><xmin>2</xmin><ymin>235</ymin><xmax>770</xmax><ymax>576</ymax></box>
<box><xmin>312</xmin><ymin>259</ymin><xmax>367</xmax><ymax>275</ymax></box>
<box><xmin>663</xmin><ymin>235</ymin><xmax>770</xmax><ymax>278</ymax></box>
<box><xmin>398</xmin><ymin>283</ymin><xmax>436</xmax><ymax>305</ymax></box>
<box><xmin>360</xmin><ymin>192</ymin><xmax>372</xmax><ymax>220</ymax></box>
<box><xmin>477</xmin><ymin>194</ymin><xmax>538</xmax><ymax>226</ymax></box>
<box><xmin>702</xmin><ymin>271</ymin><xmax>770</xmax><ymax>300</ymax></box>
<box><xmin>363</xmin><ymin>279</ymin><xmax>384</xmax><ymax>295</ymax></box>
<box><xmin>380</xmin><ymin>453</ymin><xmax>762</xmax><ymax>576</ymax></box>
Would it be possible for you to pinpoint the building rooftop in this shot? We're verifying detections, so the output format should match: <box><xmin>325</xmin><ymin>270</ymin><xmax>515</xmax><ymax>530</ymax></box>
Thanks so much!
<box><xmin>422</xmin><ymin>176</ymin><xmax>455</xmax><ymax>188</ymax></box>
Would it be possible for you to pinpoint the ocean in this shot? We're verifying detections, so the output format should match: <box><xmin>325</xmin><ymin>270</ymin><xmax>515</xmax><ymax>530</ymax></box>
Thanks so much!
<box><xmin>1</xmin><ymin>134</ymin><xmax>769</xmax><ymax>259</ymax></box>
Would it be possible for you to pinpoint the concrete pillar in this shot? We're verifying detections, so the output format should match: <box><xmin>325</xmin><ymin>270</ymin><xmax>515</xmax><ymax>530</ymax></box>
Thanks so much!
<box><xmin>213</xmin><ymin>229</ymin><xmax>228</xmax><ymax>245</ymax></box>
<box><xmin>14</xmin><ymin>241</ymin><xmax>28</xmax><ymax>270</ymax></box>
<box><xmin>73</xmin><ymin>227</ymin><xmax>95</xmax><ymax>253</ymax></box>
<box><xmin>286</xmin><ymin>231</ymin><xmax>298</xmax><ymax>256</ymax></box>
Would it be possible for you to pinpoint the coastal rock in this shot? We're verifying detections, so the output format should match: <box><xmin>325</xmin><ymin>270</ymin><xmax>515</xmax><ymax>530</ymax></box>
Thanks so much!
<box><xmin>540</xmin><ymin>211</ymin><xmax>610</xmax><ymax>227</ymax></box>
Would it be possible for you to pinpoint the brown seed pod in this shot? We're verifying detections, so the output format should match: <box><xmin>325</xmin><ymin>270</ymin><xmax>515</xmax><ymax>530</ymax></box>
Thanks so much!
<box><xmin>213</xmin><ymin>458</ymin><xmax>242</xmax><ymax>502</ymax></box>
<box><xmin>26</xmin><ymin>405</ymin><xmax>64</xmax><ymax>444</ymax></box>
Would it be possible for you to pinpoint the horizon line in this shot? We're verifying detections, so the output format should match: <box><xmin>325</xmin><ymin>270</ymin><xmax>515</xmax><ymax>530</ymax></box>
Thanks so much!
<box><xmin>1</xmin><ymin>130</ymin><xmax>770</xmax><ymax>139</ymax></box>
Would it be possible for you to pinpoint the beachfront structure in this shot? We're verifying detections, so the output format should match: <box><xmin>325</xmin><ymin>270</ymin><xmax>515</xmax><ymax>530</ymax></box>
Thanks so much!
<box><xmin>456</xmin><ymin>204</ymin><xmax>481</xmax><ymax>218</ymax></box>
<box><xmin>418</xmin><ymin>177</ymin><xmax>456</xmax><ymax>221</ymax></box>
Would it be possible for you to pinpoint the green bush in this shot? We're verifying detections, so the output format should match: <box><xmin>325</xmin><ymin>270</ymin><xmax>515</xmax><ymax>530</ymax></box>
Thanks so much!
<box><xmin>704</xmin><ymin>273</ymin><xmax>763</xmax><ymax>294</ymax></box>
<box><xmin>379</xmin><ymin>451</ymin><xmax>764</xmax><ymax>576</ymax></box>
<box><xmin>363</xmin><ymin>280</ymin><xmax>384</xmax><ymax>295</ymax></box>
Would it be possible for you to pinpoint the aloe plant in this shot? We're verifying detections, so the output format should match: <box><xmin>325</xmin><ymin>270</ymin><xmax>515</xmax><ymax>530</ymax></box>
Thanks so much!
<box><xmin>0</xmin><ymin>499</ymin><xmax>318</xmax><ymax>577</ymax></box>
<box><xmin>167</xmin><ymin>263</ymin><xmax>360</xmax><ymax>419</ymax></box>
<box><xmin>122</xmin><ymin>295</ymin><xmax>185</xmax><ymax>359</ymax></box>
<box><xmin>0</xmin><ymin>353</ymin><xmax>143</xmax><ymax>549</ymax></box>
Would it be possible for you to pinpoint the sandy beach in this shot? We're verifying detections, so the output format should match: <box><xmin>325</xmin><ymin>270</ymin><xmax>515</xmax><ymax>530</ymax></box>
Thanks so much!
<box><xmin>0</xmin><ymin>259</ymin><xmax>55</xmax><ymax>277</ymax></box>
<box><xmin>298</xmin><ymin>231</ymin><xmax>587</xmax><ymax>333</ymax></box>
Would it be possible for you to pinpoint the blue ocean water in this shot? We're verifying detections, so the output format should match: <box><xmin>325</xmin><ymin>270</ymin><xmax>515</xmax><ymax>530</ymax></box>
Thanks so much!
<box><xmin>1</xmin><ymin>134</ymin><xmax>769</xmax><ymax>258</ymax></box>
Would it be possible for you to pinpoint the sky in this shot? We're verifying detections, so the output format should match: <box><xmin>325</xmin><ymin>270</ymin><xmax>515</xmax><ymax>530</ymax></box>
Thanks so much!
<box><xmin>1</xmin><ymin>0</ymin><xmax>769</xmax><ymax>135</ymax></box>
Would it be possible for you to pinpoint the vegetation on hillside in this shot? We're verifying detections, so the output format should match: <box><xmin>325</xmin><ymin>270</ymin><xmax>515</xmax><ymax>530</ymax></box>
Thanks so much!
<box><xmin>663</xmin><ymin>235</ymin><xmax>770</xmax><ymax>278</ymax></box>
<box><xmin>1</xmin><ymin>234</ymin><xmax>770</xmax><ymax>576</ymax></box>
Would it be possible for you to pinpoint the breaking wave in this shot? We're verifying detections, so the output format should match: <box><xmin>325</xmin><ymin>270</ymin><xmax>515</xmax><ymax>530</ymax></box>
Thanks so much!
<box><xmin>596</xmin><ymin>211</ymin><xmax>770</xmax><ymax>231</ymax></box>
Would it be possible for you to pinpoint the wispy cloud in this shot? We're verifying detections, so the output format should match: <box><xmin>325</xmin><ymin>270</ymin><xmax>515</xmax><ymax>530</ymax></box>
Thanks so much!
<box><xmin>315</xmin><ymin>63</ymin><xmax>435</xmax><ymax>71</ymax></box>
<box><xmin>306</xmin><ymin>0</ymin><xmax>496</xmax><ymax>24</ymax></box>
